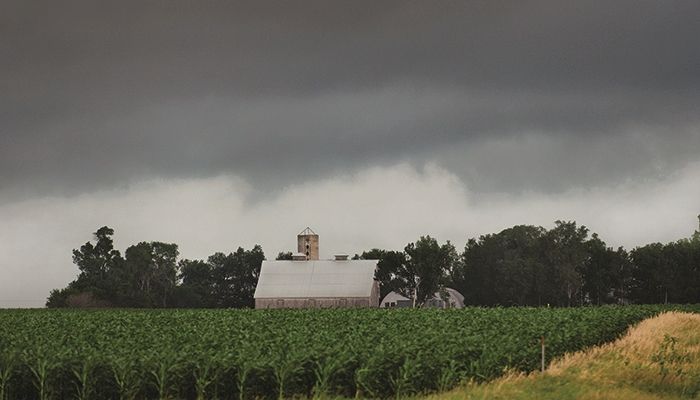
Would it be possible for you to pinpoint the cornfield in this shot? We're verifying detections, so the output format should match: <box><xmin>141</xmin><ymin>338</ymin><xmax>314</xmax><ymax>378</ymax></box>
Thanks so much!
<box><xmin>0</xmin><ymin>305</ymin><xmax>697</xmax><ymax>399</ymax></box>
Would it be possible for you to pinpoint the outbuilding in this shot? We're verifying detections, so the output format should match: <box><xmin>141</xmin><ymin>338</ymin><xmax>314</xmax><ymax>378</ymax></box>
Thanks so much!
<box><xmin>380</xmin><ymin>287</ymin><xmax>465</xmax><ymax>309</ymax></box>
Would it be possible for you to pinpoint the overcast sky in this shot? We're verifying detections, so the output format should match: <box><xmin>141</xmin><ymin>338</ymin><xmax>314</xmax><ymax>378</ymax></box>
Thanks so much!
<box><xmin>1</xmin><ymin>1</ymin><xmax>699</xmax><ymax>307</ymax></box>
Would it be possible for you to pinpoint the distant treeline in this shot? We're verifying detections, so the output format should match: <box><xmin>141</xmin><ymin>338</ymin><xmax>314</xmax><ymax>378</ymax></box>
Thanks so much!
<box><xmin>47</xmin><ymin>219</ymin><xmax>700</xmax><ymax>308</ymax></box>
<box><xmin>47</xmin><ymin>227</ymin><xmax>264</xmax><ymax>308</ymax></box>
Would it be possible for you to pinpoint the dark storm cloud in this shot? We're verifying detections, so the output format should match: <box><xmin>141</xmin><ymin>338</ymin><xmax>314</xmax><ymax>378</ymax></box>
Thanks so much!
<box><xmin>1</xmin><ymin>0</ymin><xmax>699</xmax><ymax>201</ymax></box>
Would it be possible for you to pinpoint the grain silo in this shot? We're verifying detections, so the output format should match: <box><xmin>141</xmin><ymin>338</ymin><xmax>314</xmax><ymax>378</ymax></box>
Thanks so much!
<box><xmin>297</xmin><ymin>227</ymin><xmax>319</xmax><ymax>260</ymax></box>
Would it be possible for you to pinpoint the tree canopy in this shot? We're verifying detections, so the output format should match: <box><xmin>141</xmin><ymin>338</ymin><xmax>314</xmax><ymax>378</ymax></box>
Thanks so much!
<box><xmin>47</xmin><ymin>227</ymin><xmax>265</xmax><ymax>308</ymax></box>
<box><xmin>48</xmin><ymin>218</ymin><xmax>700</xmax><ymax>308</ymax></box>
<box><xmin>357</xmin><ymin>218</ymin><xmax>700</xmax><ymax>307</ymax></box>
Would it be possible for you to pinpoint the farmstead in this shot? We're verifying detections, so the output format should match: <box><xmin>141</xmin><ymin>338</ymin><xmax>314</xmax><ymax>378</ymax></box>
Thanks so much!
<box><xmin>253</xmin><ymin>228</ymin><xmax>381</xmax><ymax>309</ymax></box>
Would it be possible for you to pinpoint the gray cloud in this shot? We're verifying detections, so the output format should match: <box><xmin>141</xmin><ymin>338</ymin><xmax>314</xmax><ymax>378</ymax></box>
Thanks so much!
<box><xmin>1</xmin><ymin>0</ymin><xmax>700</xmax><ymax>202</ymax></box>
<box><xmin>2</xmin><ymin>1</ymin><xmax>700</xmax><ymax>307</ymax></box>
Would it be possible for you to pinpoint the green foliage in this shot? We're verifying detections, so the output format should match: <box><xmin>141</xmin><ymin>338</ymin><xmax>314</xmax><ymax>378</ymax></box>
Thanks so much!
<box><xmin>0</xmin><ymin>352</ymin><xmax>16</xmax><ymax>400</ymax></box>
<box><xmin>358</xmin><ymin>249</ymin><xmax>405</xmax><ymax>300</ymax></box>
<box><xmin>123</xmin><ymin>241</ymin><xmax>180</xmax><ymax>308</ymax></box>
<box><xmin>650</xmin><ymin>334</ymin><xmax>690</xmax><ymax>382</ymax></box>
<box><xmin>447</xmin><ymin>220</ymin><xmax>700</xmax><ymax>307</ymax></box>
<box><xmin>1</xmin><ymin>305</ymin><xmax>699</xmax><ymax>399</ymax></box>
<box><xmin>51</xmin><ymin>219</ymin><xmax>700</xmax><ymax>310</ymax></box>
<box><xmin>275</xmin><ymin>252</ymin><xmax>293</xmax><ymax>261</ymax></box>
<box><xmin>208</xmin><ymin>245</ymin><xmax>265</xmax><ymax>308</ymax></box>
<box><xmin>399</xmin><ymin>237</ymin><xmax>457</xmax><ymax>306</ymax></box>
<box><xmin>48</xmin><ymin>227</ymin><xmax>265</xmax><ymax>309</ymax></box>
<box><xmin>631</xmin><ymin>237</ymin><xmax>700</xmax><ymax>304</ymax></box>
<box><xmin>45</xmin><ymin>287</ymin><xmax>76</xmax><ymax>308</ymax></box>
<box><xmin>358</xmin><ymin>238</ymin><xmax>457</xmax><ymax>306</ymax></box>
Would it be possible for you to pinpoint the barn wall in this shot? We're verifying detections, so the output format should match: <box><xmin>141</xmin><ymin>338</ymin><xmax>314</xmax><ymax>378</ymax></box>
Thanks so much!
<box><xmin>255</xmin><ymin>297</ymin><xmax>372</xmax><ymax>309</ymax></box>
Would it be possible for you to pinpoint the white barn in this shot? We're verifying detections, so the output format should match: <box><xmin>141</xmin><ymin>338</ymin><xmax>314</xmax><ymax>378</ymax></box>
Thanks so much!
<box><xmin>254</xmin><ymin>258</ymin><xmax>380</xmax><ymax>309</ymax></box>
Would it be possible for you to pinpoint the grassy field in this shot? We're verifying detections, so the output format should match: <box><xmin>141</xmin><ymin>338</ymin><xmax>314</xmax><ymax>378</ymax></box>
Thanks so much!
<box><xmin>431</xmin><ymin>311</ymin><xmax>700</xmax><ymax>400</ymax></box>
<box><xmin>1</xmin><ymin>306</ymin><xmax>699</xmax><ymax>399</ymax></box>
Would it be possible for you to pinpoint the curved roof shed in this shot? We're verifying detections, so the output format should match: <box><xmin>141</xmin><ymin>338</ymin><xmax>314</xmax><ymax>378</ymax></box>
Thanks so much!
<box><xmin>380</xmin><ymin>287</ymin><xmax>465</xmax><ymax>309</ymax></box>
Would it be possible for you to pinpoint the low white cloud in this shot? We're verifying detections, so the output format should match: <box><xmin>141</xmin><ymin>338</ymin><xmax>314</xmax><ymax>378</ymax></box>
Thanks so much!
<box><xmin>1</xmin><ymin>161</ymin><xmax>698</xmax><ymax>307</ymax></box>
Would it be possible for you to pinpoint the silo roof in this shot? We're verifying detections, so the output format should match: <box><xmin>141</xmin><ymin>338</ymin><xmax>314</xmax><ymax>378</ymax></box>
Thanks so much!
<box><xmin>254</xmin><ymin>259</ymin><xmax>378</xmax><ymax>299</ymax></box>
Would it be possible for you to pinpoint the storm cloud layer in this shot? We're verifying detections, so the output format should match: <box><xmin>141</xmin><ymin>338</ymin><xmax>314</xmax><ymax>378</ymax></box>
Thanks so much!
<box><xmin>1</xmin><ymin>1</ymin><xmax>699</xmax><ymax>306</ymax></box>
<box><xmin>3</xmin><ymin>1</ymin><xmax>700</xmax><ymax>199</ymax></box>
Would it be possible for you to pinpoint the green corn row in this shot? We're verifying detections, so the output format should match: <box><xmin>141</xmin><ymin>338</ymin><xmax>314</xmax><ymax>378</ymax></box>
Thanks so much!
<box><xmin>0</xmin><ymin>305</ymin><xmax>698</xmax><ymax>399</ymax></box>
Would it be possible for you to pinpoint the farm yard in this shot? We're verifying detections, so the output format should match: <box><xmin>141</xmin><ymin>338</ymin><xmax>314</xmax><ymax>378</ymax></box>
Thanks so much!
<box><xmin>1</xmin><ymin>305</ymin><xmax>699</xmax><ymax>399</ymax></box>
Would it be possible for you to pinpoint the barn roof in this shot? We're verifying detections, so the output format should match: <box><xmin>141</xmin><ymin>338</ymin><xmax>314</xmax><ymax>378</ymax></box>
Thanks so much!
<box><xmin>254</xmin><ymin>260</ymin><xmax>378</xmax><ymax>299</ymax></box>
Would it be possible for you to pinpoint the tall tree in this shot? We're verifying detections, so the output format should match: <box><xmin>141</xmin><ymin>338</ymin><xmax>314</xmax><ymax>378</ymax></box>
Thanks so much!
<box><xmin>630</xmin><ymin>217</ymin><xmax>700</xmax><ymax>304</ymax></box>
<box><xmin>356</xmin><ymin>249</ymin><xmax>406</xmax><ymax>300</ymax></box>
<box><xmin>210</xmin><ymin>245</ymin><xmax>265</xmax><ymax>308</ymax></box>
<box><xmin>543</xmin><ymin>221</ymin><xmax>589</xmax><ymax>306</ymax></box>
<box><xmin>47</xmin><ymin>226</ymin><xmax>124</xmax><ymax>307</ymax></box>
<box><xmin>174</xmin><ymin>259</ymin><xmax>215</xmax><ymax>307</ymax></box>
<box><xmin>123</xmin><ymin>241</ymin><xmax>179</xmax><ymax>307</ymax></box>
<box><xmin>630</xmin><ymin>243</ymin><xmax>669</xmax><ymax>304</ymax></box>
<box><xmin>453</xmin><ymin>225</ymin><xmax>546</xmax><ymax>306</ymax></box>
<box><xmin>150</xmin><ymin>242</ymin><xmax>179</xmax><ymax>307</ymax></box>
<box><xmin>581</xmin><ymin>235</ymin><xmax>631</xmax><ymax>305</ymax></box>
<box><xmin>72</xmin><ymin>226</ymin><xmax>123</xmax><ymax>297</ymax></box>
<box><xmin>394</xmin><ymin>237</ymin><xmax>457</xmax><ymax>307</ymax></box>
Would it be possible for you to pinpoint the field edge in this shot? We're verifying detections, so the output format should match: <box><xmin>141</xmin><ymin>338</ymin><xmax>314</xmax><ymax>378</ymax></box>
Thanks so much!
<box><xmin>428</xmin><ymin>311</ymin><xmax>700</xmax><ymax>400</ymax></box>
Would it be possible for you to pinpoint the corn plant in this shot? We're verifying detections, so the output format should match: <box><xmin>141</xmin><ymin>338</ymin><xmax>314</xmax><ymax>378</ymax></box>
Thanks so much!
<box><xmin>148</xmin><ymin>358</ymin><xmax>180</xmax><ymax>400</ymax></box>
<box><xmin>72</xmin><ymin>359</ymin><xmax>95</xmax><ymax>400</ymax></box>
<box><xmin>390</xmin><ymin>357</ymin><xmax>421</xmax><ymax>399</ymax></box>
<box><xmin>233</xmin><ymin>356</ymin><xmax>256</xmax><ymax>400</ymax></box>
<box><xmin>112</xmin><ymin>358</ymin><xmax>141</xmax><ymax>400</ymax></box>
<box><xmin>437</xmin><ymin>359</ymin><xmax>462</xmax><ymax>392</ymax></box>
<box><xmin>312</xmin><ymin>355</ymin><xmax>348</xmax><ymax>399</ymax></box>
<box><xmin>0</xmin><ymin>353</ymin><xmax>15</xmax><ymax>400</ymax></box>
<box><xmin>27</xmin><ymin>356</ymin><xmax>54</xmax><ymax>400</ymax></box>
<box><xmin>270</xmin><ymin>352</ymin><xmax>305</xmax><ymax>400</ymax></box>
<box><xmin>353</xmin><ymin>364</ymin><xmax>373</xmax><ymax>400</ymax></box>
<box><xmin>193</xmin><ymin>361</ymin><xmax>219</xmax><ymax>400</ymax></box>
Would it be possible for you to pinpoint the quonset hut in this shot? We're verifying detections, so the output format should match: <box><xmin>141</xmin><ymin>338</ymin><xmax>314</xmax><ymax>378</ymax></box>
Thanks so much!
<box><xmin>254</xmin><ymin>228</ymin><xmax>380</xmax><ymax>309</ymax></box>
<box><xmin>380</xmin><ymin>288</ymin><xmax>465</xmax><ymax>309</ymax></box>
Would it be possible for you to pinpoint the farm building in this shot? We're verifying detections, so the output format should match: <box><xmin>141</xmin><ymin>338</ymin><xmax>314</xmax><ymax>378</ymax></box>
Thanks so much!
<box><xmin>254</xmin><ymin>228</ymin><xmax>380</xmax><ymax>309</ymax></box>
<box><xmin>380</xmin><ymin>287</ymin><xmax>465</xmax><ymax>309</ymax></box>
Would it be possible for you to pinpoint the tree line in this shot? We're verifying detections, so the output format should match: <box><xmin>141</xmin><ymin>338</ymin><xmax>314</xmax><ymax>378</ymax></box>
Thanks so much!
<box><xmin>47</xmin><ymin>227</ymin><xmax>264</xmax><ymax>308</ymax></box>
<box><xmin>47</xmin><ymin>218</ymin><xmax>700</xmax><ymax>308</ymax></box>
<box><xmin>361</xmin><ymin>220</ymin><xmax>699</xmax><ymax>307</ymax></box>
